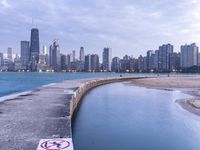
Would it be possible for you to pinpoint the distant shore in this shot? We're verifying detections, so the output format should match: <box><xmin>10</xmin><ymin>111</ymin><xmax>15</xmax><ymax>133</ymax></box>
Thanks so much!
<box><xmin>130</xmin><ymin>76</ymin><xmax>200</xmax><ymax>116</ymax></box>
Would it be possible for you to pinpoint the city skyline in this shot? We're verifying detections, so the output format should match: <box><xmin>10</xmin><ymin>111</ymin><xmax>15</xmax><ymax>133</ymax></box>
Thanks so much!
<box><xmin>1</xmin><ymin>0</ymin><xmax>200</xmax><ymax>57</ymax></box>
<box><xmin>0</xmin><ymin>27</ymin><xmax>199</xmax><ymax>73</ymax></box>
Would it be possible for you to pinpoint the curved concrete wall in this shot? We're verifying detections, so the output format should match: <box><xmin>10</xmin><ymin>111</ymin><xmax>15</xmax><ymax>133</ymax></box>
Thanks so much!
<box><xmin>69</xmin><ymin>77</ymin><xmax>146</xmax><ymax>136</ymax></box>
<box><xmin>34</xmin><ymin>77</ymin><xmax>147</xmax><ymax>150</ymax></box>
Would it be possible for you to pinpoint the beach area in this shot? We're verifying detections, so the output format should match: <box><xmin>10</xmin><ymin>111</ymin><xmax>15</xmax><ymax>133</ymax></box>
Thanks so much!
<box><xmin>1</xmin><ymin>75</ymin><xmax>200</xmax><ymax>149</ymax></box>
<box><xmin>130</xmin><ymin>76</ymin><xmax>200</xmax><ymax>116</ymax></box>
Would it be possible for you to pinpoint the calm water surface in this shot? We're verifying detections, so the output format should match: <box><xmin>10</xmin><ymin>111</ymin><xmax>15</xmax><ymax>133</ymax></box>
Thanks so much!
<box><xmin>73</xmin><ymin>83</ymin><xmax>200</xmax><ymax>150</ymax></box>
<box><xmin>0</xmin><ymin>72</ymin><xmax>153</xmax><ymax>97</ymax></box>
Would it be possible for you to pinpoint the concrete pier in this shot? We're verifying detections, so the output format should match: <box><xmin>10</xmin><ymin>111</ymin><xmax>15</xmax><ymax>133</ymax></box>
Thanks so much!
<box><xmin>0</xmin><ymin>77</ymin><xmax>145</xmax><ymax>150</ymax></box>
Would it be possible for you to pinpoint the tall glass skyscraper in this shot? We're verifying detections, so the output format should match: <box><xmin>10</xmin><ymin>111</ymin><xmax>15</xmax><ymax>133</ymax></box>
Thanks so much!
<box><xmin>21</xmin><ymin>41</ymin><xmax>30</xmax><ymax>67</ymax></box>
<box><xmin>30</xmin><ymin>28</ymin><xmax>40</xmax><ymax>63</ymax></box>
<box><xmin>7</xmin><ymin>48</ymin><xmax>12</xmax><ymax>61</ymax></box>
<box><xmin>84</xmin><ymin>54</ymin><xmax>91</xmax><ymax>71</ymax></box>
<box><xmin>49</xmin><ymin>39</ymin><xmax>61</xmax><ymax>71</ymax></box>
<box><xmin>72</xmin><ymin>50</ymin><xmax>76</xmax><ymax>62</ymax></box>
<box><xmin>0</xmin><ymin>52</ymin><xmax>3</xmax><ymax>67</ymax></box>
<box><xmin>91</xmin><ymin>54</ymin><xmax>99</xmax><ymax>71</ymax></box>
<box><xmin>80</xmin><ymin>47</ymin><xmax>85</xmax><ymax>62</ymax></box>
<box><xmin>103</xmin><ymin>47</ymin><xmax>112</xmax><ymax>71</ymax></box>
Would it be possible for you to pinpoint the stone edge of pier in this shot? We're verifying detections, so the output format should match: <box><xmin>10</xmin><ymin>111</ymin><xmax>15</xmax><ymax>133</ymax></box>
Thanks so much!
<box><xmin>35</xmin><ymin>76</ymin><xmax>149</xmax><ymax>150</ymax></box>
<box><xmin>68</xmin><ymin>77</ymin><xmax>147</xmax><ymax>149</ymax></box>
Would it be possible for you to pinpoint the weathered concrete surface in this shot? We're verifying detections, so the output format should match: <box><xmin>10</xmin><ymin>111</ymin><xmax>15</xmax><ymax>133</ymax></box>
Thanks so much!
<box><xmin>0</xmin><ymin>77</ymin><xmax>145</xmax><ymax>150</ymax></box>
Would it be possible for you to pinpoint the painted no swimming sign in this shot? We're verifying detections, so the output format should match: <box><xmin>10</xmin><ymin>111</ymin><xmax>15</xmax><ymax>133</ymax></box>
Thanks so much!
<box><xmin>37</xmin><ymin>138</ymin><xmax>73</xmax><ymax>150</ymax></box>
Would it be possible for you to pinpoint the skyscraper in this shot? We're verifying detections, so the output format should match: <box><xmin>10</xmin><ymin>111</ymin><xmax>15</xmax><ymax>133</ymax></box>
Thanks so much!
<box><xmin>7</xmin><ymin>48</ymin><xmax>12</xmax><ymax>61</ymax></box>
<box><xmin>72</xmin><ymin>50</ymin><xmax>76</xmax><ymax>62</ymax></box>
<box><xmin>120</xmin><ymin>55</ymin><xmax>131</xmax><ymax>72</ymax></box>
<box><xmin>21</xmin><ymin>41</ymin><xmax>30</xmax><ymax>67</ymax></box>
<box><xmin>103</xmin><ymin>47</ymin><xmax>112</xmax><ymax>71</ymax></box>
<box><xmin>84</xmin><ymin>55</ymin><xmax>91</xmax><ymax>71</ymax></box>
<box><xmin>14</xmin><ymin>54</ymin><xmax>21</xmax><ymax>71</ymax></box>
<box><xmin>80</xmin><ymin>47</ymin><xmax>85</xmax><ymax>62</ymax></box>
<box><xmin>61</xmin><ymin>54</ymin><xmax>67</xmax><ymax>70</ymax></box>
<box><xmin>138</xmin><ymin>55</ymin><xmax>145</xmax><ymax>71</ymax></box>
<box><xmin>111</xmin><ymin>57</ymin><xmax>120</xmax><ymax>72</ymax></box>
<box><xmin>38</xmin><ymin>45</ymin><xmax>48</xmax><ymax>65</ymax></box>
<box><xmin>154</xmin><ymin>50</ymin><xmax>159</xmax><ymax>71</ymax></box>
<box><xmin>146</xmin><ymin>50</ymin><xmax>154</xmax><ymax>71</ymax></box>
<box><xmin>198</xmin><ymin>53</ymin><xmax>200</xmax><ymax>66</ymax></box>
<box><xmin>180</xmin><ymin>43</ymin><xmax>199</xmax><ymax>68</ymax></box>
<box><xmin>0</xmin><ymin>53</ymin><xmax>3</xmax><ymax>67</ymax></box>
<box><xmin>49</xmin><ymin>39</ymin><xmax>61</xmax><ymax>71</ymax></box>
<box><xmin>91</xmin><ymin>54</ymin><xmax>99</xmax><ymax>71</ymax></box>
<box><xmin>158</xmin><ymin>44</ymin><xmax>173</xmax><ymax>72</ymax></box>
<box><xmin>170</xmin><ymin>52</ymin><xmax>180</xmax><ymax>71</ymax></box>
<box><xmin>43</xmin><ymin>45</ymin><xmax>47</xmax><ymax>54</ymax></box>
<box><xmin>30</xmin><ymin>28</ymin><xmax>40</xmax><ymax>63</ymax></box>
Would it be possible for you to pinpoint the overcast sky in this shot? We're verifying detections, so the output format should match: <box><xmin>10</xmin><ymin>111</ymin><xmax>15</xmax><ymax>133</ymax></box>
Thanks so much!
<box><xmin>0</xmin><ymin>0</ymin><xmax>200</xmax><ymax>58</ymax></box>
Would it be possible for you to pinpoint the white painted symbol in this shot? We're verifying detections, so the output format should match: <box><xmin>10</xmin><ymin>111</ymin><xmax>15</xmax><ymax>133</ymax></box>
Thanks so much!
<box><xmin>37</xmin><ymin>138</ymin><xmax>73</xmax><ymax>150</ymax></box>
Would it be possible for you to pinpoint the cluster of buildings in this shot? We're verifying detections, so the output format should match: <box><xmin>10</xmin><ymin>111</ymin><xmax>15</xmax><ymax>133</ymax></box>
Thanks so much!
<box><xmin>112</xmin><ymin>43</ymin><xmax>199</xmax><ymax>73</ymax></box>
<box><xmin>0</xmin><ymin>28</ymin><xmax>112</xmax><ymax>72</ymax></box>
<box><xmin>0</xmin><ymin>28</ymin><xmax>200</xmax><ymax>73</ymax></box>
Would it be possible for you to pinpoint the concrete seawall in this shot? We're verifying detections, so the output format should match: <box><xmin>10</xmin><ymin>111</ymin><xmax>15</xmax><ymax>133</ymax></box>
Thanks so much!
<box><xmin>70</xmin><ymin>77</ymin><xmax>141</xmax><ymax>119</ymax></box>
<box><xmin>69</xmin><ymin>77</ymin><xmax>147</xmax><ymax>148</ymax></box>
<box><xmin>70</xmin><ymin>77</ymin><xmax>145</xmax><ymax>119</ymax></box>
<box><xmin>0</xmin><ymin>77</ymin><xmax>146</xmax><ymax>150</ymax></box>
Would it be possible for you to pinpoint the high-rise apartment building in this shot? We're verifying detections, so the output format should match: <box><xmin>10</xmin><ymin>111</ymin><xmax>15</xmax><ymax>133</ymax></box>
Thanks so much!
<box><xmin>180</xmin><ymin>43</ymin><xmax>199</xmax><ymax>68</ymax></box>
<box><xmin>103</xmin><ymin>47</ymin><xmax>112</xmax><ymax>71</ymax></box>
<box><xmin>154</xmin><ymin>50</ymin><xmax>159</xmax><ymax>71</ymax></box>
<box><xmin>158</xmin><ymin>44</ymin><xmax>174</xmax><ymax>72</ymax></box>
<box><xmin>146</xmin><ymin>50</ymin><xmax>155</xmax><ymax>71</ymax></box>
<box><xmin>170</xmin><ymin>52</ymin><xmax>181</xmax><ymax>71</ymax></box>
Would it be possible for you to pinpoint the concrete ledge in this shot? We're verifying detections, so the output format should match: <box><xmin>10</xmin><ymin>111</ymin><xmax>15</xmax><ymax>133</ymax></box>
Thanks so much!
<box><xmin>37</xmin><ymin>77</ymin><xmax>145</xmax><ymax>150</ymax></box>
<box><xmin>70</xmin><ymin>77</ymin><xmax>145</xmax><ymax>118</ymax></box>
<box><xmin>69</xmin><ymin>77</ymin><xmax>146</xmax><ymax>139</ymax></box>
<box><xmin>0</xmin><ymin>76</ymin><xmax>147</xmax><ymax>150</ymax></box>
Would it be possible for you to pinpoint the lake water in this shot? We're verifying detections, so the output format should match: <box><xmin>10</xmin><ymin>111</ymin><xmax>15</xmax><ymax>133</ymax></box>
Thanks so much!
<box><xmin>73</xmin><ymin>83</ymin><xmax>200</xmax><ymax>150</ymax></box>
<box><xmin>0</xmin><ymin>72</ymin><xmax>154</xmax><ymax>97</ymax></box>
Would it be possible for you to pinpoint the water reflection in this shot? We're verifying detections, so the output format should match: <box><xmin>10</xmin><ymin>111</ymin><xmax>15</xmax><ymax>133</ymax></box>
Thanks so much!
<box><xmin>73</xmin><ymin>83</ymin><xmax>200</xmax><ymax>150</ymax></box>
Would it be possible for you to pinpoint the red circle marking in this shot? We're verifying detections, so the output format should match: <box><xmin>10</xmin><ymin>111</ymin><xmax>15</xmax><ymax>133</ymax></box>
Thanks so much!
<box><xmin>40</xmin><ymin>140</ymin><xmax>70</xmax><ymax>150</ymax></box>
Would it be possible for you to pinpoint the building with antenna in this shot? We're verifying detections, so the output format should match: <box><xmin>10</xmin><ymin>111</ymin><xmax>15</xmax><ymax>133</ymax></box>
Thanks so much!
<box><xmin>30</xmin><ymin>28</ymin><xmax>40</xmax><ymax>63</ymax></box>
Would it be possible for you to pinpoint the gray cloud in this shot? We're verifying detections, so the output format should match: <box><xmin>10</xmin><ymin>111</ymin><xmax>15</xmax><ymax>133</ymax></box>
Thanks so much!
<box><xmin>0</xmin><ymin>0</ymin><xmax>200</xmax><ymax>57</ymax></box>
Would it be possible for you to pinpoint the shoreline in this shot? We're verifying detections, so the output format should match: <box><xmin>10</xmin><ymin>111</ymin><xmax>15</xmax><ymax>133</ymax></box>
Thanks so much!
<box><xmin>176</xmin><ymin>98</ymin><xmax>200</xmax><ymax>116</ymax></box>
<box><xmin>1</xmin><ymin>76</ymin><xmax>200</xmax><ymax>149</ymax></box>
<box><xmin>130</xmin><ymin>76</ymin><xmax>200</xmax><ymax>117</ymax></box>
<box><xmin>0</xmin><ymin>77</ymin><xmax>143</xmax><ymax>150</ymax></box>
<box><xmin>0</xmin><ymin>82</ymin><xmax>57</xmax><ymax>103</ymax></box>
